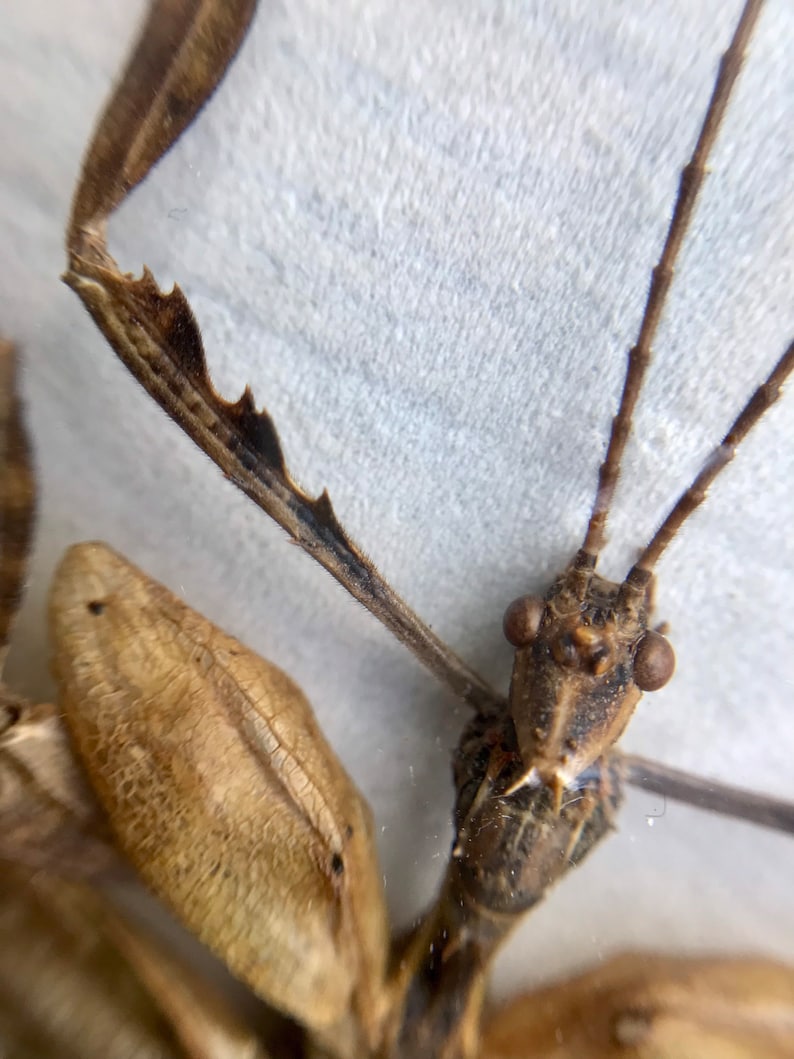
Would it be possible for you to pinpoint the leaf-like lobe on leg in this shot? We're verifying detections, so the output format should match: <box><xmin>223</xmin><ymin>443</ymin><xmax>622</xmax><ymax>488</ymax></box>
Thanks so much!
<box><xmin>481</xmin><ymin>952</ymin><xmax>794</xmax><ymax>1058</ymax></box>
<box><xmin>49</xmin><ymin>542</ymin><xmax>388</xmax><ymax>1045</ymax></box>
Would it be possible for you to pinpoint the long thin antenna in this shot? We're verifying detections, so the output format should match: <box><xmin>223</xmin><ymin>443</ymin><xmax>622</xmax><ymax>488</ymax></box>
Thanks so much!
<box><xmin>581</xmin><ymin>0</ymin><xmax>765</xmax><ymax>562</ymax></box>
<box><xmin>630</xmin><ymin>338</ymin><xmax>794</xmax><ymax>575</ymax></box>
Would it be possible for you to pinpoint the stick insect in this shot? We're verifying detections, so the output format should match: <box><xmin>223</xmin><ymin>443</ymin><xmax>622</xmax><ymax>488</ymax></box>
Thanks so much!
<box><xmin>1</xmin><ymin>0</ymin><xmax>793</xmax><ymax>1055</ymax></box>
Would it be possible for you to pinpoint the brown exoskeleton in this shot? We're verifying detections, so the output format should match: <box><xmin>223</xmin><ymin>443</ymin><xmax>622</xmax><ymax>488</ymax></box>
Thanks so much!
<box><xmin>1</xmin><ymin>0</ymin><xmax>794</xmax><ymax>1054</ymax></box>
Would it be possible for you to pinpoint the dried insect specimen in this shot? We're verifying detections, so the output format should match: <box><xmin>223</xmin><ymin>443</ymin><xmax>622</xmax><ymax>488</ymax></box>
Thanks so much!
<box><xmin>1</xmin><ymin>0</ymin><xmax>794</xmax><ymax>1054</ymax></box>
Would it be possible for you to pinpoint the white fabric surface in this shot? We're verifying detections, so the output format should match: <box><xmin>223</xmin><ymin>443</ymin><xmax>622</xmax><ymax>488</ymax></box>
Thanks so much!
<box><xmin>2</xmin><ymin>0</ymin><xmax>793</xmax><ymax>1006</ymax></box>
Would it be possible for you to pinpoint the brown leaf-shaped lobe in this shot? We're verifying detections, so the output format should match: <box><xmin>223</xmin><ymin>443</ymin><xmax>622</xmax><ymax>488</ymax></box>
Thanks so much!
<box><xmin>481</xmin><ymin>952</ymin><xmax>794</xmax><ymax>1058</ymax></box>
<box><xmin>50</xmin><ymin>542</ymin><xmax>388</xmax><ymax>1045</ymax></box>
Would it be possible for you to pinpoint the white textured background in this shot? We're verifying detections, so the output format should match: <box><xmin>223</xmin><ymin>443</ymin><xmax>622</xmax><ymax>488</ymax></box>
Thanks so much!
<box><xmin>2</xmin><ymin>0</ymin><xmax>793</xmax><ymax>1010</ymax></box>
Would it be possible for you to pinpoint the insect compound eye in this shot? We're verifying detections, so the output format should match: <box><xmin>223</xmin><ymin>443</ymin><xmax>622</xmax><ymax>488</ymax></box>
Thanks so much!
<box><xmin>633</xmin><ymin>630</ymin><xmax>676</xmax><ymax>691</ymax></box>
<box><xmin>503</xmin><ymin>595</ymin><xmax>545</xmax><ymax>647</ymax></box>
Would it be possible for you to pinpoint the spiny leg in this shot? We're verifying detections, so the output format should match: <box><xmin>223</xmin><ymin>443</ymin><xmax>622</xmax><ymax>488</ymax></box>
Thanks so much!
<box><xmin>64</xmin><ymin>0</ymin><xmax>499</xmax><ymax>716</ymax></box>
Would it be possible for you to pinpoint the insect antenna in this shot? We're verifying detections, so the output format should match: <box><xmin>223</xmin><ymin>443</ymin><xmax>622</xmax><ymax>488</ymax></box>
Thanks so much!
<box><xmin>579</xmin><ymin>0</ymin><xmax>765</xmax><ymax>578</ymax></box>
<box><xmin>613</xmin><ymin>333</ymin><xmax>794</xmax><ymax>828</ymax></box>
<box><xmin>625</xmin><ymin>338</ymin><xmax>794</xmax><ymax>587</ymax></box>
